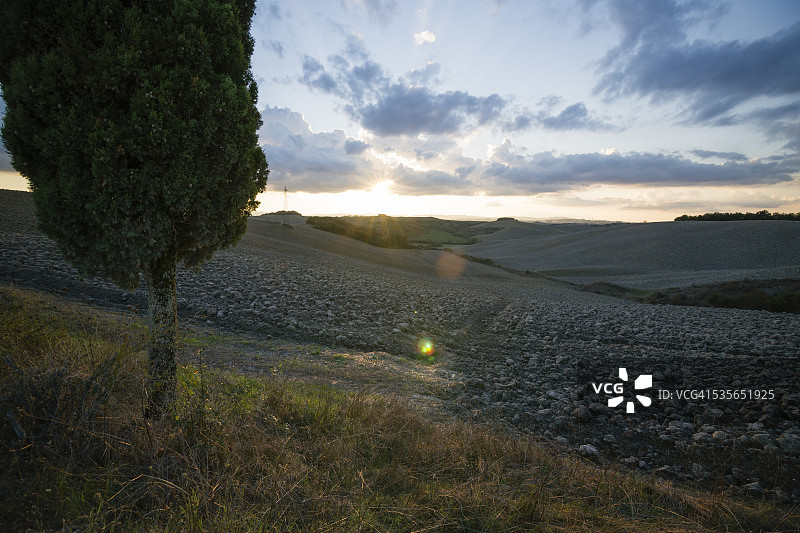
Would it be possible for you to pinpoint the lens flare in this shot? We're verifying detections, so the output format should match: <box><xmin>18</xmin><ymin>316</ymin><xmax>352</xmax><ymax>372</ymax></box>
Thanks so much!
<box><xmin>417</xmin><ymin>337</ymin><xmax>434</xmax><ymax>357</ymax></box>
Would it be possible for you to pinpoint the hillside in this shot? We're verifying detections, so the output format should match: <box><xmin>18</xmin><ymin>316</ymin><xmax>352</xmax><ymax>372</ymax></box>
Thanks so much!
<box><xmin>3</xmin><ymin>285</ymin><xmax>794</xmax><ymax>531</ymax></box>
<box><xmin>455</xmin><ymin>219</ymin><xmax>800</xmax><ymax>288</ymax></box>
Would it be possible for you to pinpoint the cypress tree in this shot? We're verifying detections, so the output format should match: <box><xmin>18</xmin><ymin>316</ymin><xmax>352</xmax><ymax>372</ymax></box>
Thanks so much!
<box><xmin>0</xmin><ymin>0</ymin><xmax>269</xmax><ymax>416</ymax></box>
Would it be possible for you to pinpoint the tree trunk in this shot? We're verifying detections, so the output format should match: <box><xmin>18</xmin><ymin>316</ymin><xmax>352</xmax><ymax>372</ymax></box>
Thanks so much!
<box><xmin>144</xmin><ymin>251</ymin><xmax>177</xmax><ymax>419</ymax></box>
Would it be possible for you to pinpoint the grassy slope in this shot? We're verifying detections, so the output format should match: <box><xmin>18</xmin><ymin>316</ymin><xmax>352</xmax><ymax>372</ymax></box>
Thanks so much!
<box><xmin>307</xmin><ymin>215</ymin><xmax>480</xmax><ymax>248</ymax></box>
<box><xmin>1</xmin><ymin>285</ymin><xmax>797</xmax><ymax>531</ymax></box>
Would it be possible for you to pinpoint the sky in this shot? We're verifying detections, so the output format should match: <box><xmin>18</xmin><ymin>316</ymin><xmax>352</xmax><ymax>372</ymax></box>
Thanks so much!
<box><xmin>2</xmin><ymin>0</ymin><xmax>800</xmax><ymax>221</ymax></box>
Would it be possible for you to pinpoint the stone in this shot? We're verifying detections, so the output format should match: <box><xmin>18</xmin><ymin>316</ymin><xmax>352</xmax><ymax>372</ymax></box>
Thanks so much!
<box><xmin>668</xmin><ymin>420</ymin><xmax>694</xmax><ymax>433</ymax></box>
<box><xmin>573</xmin><ymin>405</ymin><xmax>592</xmax><ymax>422</ymax></box>
<box><xmin>579</xmin><ymin>444</ymin><xmax>601</xmax><ymax>459</ymax></box>
<box><xmin>776</xmin><ymin>433</ymin><xmax>800</xmax><ymax>454</ymax></box>
<box><xmin>743</xmin><ymin>481</ymin><xmax>764</xmax><ymax>494</ymax></box>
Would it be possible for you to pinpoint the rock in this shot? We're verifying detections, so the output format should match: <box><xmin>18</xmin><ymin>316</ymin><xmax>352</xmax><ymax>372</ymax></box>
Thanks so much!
<box><xmin>573</xmin><ymin>405</ymin><xmax>592</xmax><ymax>422</ymax></box>
<box><xmin>712</xmin><ymin>430</ymin><xmax>729</xmax><ymax>441</ymax></box>
<box><xmin>668</xmin><ymin>420</ymin><xmax>694</xmax><ymax>433</ymax></box>
<box><xmin>692</xmin><ymin>432</ymin><xmax>713</xmax><ymax>444</ymax></box>
<box><xmin>776</xmin><ymin>433</ymin><xmax>800</xmax><ymax>454</ymax></box>
<box><xmin>743</xmin><ymin>481</ymin><xmax>764</xmax><ymax>494</ymax></box>
<box><xmin>579</xmin><ymin>444</ymin><xmax>601</xmax><ymax>459</ymax></box>
<box><xmin>746</xmin><ymin>422</ymin><xmax>765</xmax><ymax>433</ymax></box>
<box><xmin>467</xmin><ymin>378</ymin><xmax>485</xmax><ymax>390</ymax></box>
<box><xmin>691</xmin><ymin>463</ymin><xmax>708</xmax><ymax>478</ymax></box>
<box><xmin>655</xmin><ymin>465</ymin><xmax>675</xmax><ymax>478</ymax></box>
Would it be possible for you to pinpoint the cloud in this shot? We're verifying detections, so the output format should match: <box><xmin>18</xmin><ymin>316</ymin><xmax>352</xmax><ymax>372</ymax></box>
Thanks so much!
<box><xmin>414</xmin><ymin>30</ymin><xmax>436</xmax><ymax>46</ymax></box>
<box><xmin>267</xmin><ymin>40</ymin><xmax>284</xmax><ymax>58</ymax></box>
<box><xmin>506</xmin><ymin>100</ymin><xmax>616</xmax><ymax>132</ymax></box>
<box><xmin>585</xmin><ymin>0</ymin><xmax>728</xmax><ymax>64</ymax></box>
<box><xmin>405</xmin><ymin>62</ymin><xmax>441</xmax><ymax>86</ymax></box>
<box><xmin>390</xmin><ymin>165</ymin><xmax>473</xmax><ymax>195</ymax></box>
<box><xmin>344</xmin><ymin>138</ymin><xmax>370</xmax><ymax>155</ymax></box>
<box><xmin>482</xmin><ymin>139</ymin><xmax>800</xmax><ymax>194</ymax></box>
<box><xmin>590</xmin><ymin>0</ymin><xmax>800</xmax><ymax>139</ymax></box>
<box><xmin>596</xmin><ymin>23</ymin><xmax>800</xmax><ymax>121</ymax></box>
<box><xmin>266</xmin><ymin>2</ymin><xmax>284</xmax><ymax>20</ymax></box>
<box><xmin>342</xmin><ymin>0</ymin><xmax>397</xmax><ymax>26</ymax></box>
<box><xmin>728</xmin><ymin>100</ymin><xmax>800</xmax><ymax>152</ymax></box>
<box><xmin>254</xmin><ymin>97</ymin><xmax>800</xmax><ymax>199</ymax></box>
<box><xmin>691</xmin><ymin>150</ymin><xmax>747</xmax><ymax>162</ymax></box>
<box><xmin>298</xmin><ymin>43</ymin><xmax>506</xmax><ymax>137</ymax></box>
<box><xmin>300</xmin><ymin>55</ymin><xmax>339</xmax><ymax>94</ymax></box>
<box><xmin>258</xmin><ymin>106</ymin><xmax>375</xmax><ymax>193</ymax></box>
<box><xmin>356</xmin><ymin>86</ymin><xmax>505</xmax><ymax>136</ymax></box>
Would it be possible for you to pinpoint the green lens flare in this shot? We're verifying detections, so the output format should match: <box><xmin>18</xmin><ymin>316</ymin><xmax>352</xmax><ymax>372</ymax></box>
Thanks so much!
<box><xmin>417</xmin><ymin>337</ymin><xmax>434</xmax><ymax>356</ymax></box>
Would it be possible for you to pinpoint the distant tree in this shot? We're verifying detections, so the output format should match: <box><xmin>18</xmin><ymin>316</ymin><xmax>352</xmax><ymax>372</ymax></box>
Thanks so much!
<box><xmin>0</xmin><ymin>0</ymin><xmax>268</xmax><ymax>416</ymax></box>
<box><xmin>675</xmin><ymin>211</ymin><xmax>800</xmax><ymax>221</ymax></box>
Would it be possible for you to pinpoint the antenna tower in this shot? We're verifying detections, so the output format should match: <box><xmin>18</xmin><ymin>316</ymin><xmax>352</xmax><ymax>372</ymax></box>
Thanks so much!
<box><xmin>282</xmin><ymin>186</ymin><xmax>290</xmax><ymax>225</ymax></box>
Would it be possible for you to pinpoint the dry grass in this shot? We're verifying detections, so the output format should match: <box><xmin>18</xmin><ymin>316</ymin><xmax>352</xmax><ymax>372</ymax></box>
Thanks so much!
<box><xmin>1</xmin><ymin>285</ymin><xmax>797</xmax><ymax>531</ymax></box>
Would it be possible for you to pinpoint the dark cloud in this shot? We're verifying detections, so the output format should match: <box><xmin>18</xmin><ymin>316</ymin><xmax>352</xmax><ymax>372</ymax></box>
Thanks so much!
<box><xmin>356</xmin><ymin>86</ymin><xmax>505</xmax><ymax>136</ymax></box>
<box><xmin>344</xmin><ymin>138</ymin><xmax>370</xmax><ymax>155</ymax></box>
<box><xmin>585</xmin><ymin>0</ymin><xmax>728</xmax><ymax>66</ymax></box>
<box><xmin>591</xmin><ymin>0</ymin><xmax>800</xmax><ymax>140</ymax></box>
<box><xmin>455</xmin><ymin>165</ymin><xmax>476</xmax><ymax>178</ymax></box>
<box><xmin>504</xmin><ymin>114</ymin><xmax>533</xmax><ymax>131</ymax></box>
<box><xmin>298</xmin><ymin>45</ymin><xmax>506</xmax><ymax>137</ymax></box>
<box><xmin>258</xmin><ymin>106</ymin><xmax>374</xmax><ymax>193</ymax></box>
<box><xmin>596</xmin><ymin>23</ymin><xmax>800</xmax><ymax>121</ymax></box>
<box><xmin>541</xmin><ymin>102</ymin><xmax>610</xmax><ymax>130</ymax></box>
<box><xmin>483</xmin><ymin>140</ymin><xmax>800</xmax><ymax>194</ymax></box>
<box><xmin>300</xmin><ymin>56</ymin><xmax>339</xmax><ymax>94</ymax></box>
<box><xmin>691</xmin><ymin>150</ymin><xmax>747</xmax><ymax>161</ymax></box>
<box><xmin>507</xmin><ymin>101</ymin><xmax>616</xmax><ymax>132</ymax></box>
<box><xmin>390</xmin><ymin>165</ymin><xmax>473</xmax><ymax>196</ymax></box>
<box><xmin>738</xmin><ymin>101</ymin><xmax>800</xmax><ymax>152</ymax></box>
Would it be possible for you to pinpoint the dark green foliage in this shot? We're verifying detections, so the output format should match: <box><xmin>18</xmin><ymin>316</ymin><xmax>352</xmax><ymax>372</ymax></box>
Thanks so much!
<box><xmin>305</xmin><ymin>214</ymin><xmax>486</xmax><ymax>249</ymax></box>
<box><xmin>306</xmin><ymin>215</ymin><xmax>412</xmax><ymax>248</ymax></box>
<box><xmin>0</xmin><ymin>0</ymin><xmax>268</xmax><ymax>289</ymax></box>
<box><xmin>675</xmin><ymin>210</ymin><xmax>800</xmax><ymax>221</ymax></box>
<box><xmin>458</xmin><ymin>254</ymin><xmax>497</xmax><ymax>267</ymax></box>
<box><xmin>582</xmin><ymin>279</ymin><xmax>800</xmax><ymax>314</ymax></box>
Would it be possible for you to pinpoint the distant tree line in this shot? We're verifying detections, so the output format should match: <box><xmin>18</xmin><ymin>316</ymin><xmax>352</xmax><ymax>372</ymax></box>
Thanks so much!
<box><xmin>266</xmin><ymin>210</ymin><xmax>302</xmax><ymax>216</ymax></box>
<box><xmin>675</xmin><ymin>210</ymin><xmax>800</xmax><ymax>221</ymax></box>
<box><xmin>306</xmin><ymin>216</ymin><xmax>411</xmax><ymax>248</ymax></box>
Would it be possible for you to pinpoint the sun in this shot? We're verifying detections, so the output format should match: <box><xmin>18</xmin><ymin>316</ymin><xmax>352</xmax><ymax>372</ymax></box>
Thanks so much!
<box><xmin>366</xmin><ymin>180</ymin><xmax>401</xmax><ymax>214</ymax></box>
<box><xmin>369</xmin><ymin>180</ymin><xmax>393</xmax><ymax>197</ymax></box>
